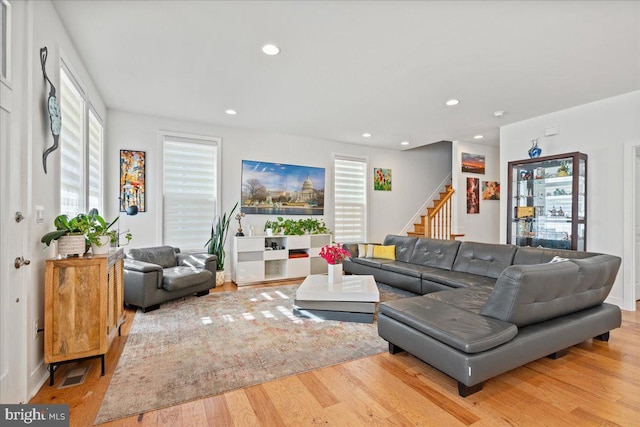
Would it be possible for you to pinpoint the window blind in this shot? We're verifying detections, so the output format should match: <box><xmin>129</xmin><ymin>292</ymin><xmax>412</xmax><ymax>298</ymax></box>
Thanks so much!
<box><xmin>334</xmin><ymin>156</ymin><xmax>367</xmax><ymax>243</ymax></box>
<box><xmin>59</xmin><ymin>67</ymin><xmax>85</xmax><ymax>217</ymax></box>
<box><xmin>1</xmin><ymin>1</ymin><xmax>8</xmax><ymax>80</ymax></box>
<box><xmin>87</xmin><ymin>109</ymin><xmax>103</xmax><ymax>212</ymax></box>
<box><xmin>163</xmin><ymin>136</ymin><xmax>218</xmax><ymax>251</ymax></box>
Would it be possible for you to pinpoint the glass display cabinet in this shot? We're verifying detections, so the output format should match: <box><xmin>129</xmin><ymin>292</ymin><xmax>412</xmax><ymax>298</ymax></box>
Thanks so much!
<box><xmin>507</xmin><ymin>152</ymin><xmax>587</xmax><ymax>250</ymax></box>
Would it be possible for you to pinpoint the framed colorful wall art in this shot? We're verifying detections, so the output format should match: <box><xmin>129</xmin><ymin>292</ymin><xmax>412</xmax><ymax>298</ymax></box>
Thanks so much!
<box><xmin>461</xmin><ymin>152</ymin><xmax>486</xmax><ymax>174</ymax></box>
<box><xmin>374</xmin><ymin>168</ymin><xmax>392</xmax><ymax>191</ymax></box>
<box><xmin>466</xmin><ymin>177</ymin><xmax>480</xmax><ymax>214</ymax></box>
<box><xmin>482</xmin><ymin>181</ymin><xmax>500</xmax><ymax>200</ymax></box>
<box><xmin>120</xmin><ymin>150</ymin><xmax>146</xmax><ymax>212</ymax></box>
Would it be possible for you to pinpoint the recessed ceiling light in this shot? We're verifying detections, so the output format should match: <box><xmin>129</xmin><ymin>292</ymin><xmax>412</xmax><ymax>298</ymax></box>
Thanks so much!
<box><xmin>362</xmin><ymin>133</ymin><xmax>372</xmax><ymax>138</ymax></box>
<box><xmin>474</xmin><ymin>135</ymin><xmax>484</xmax><ymax>140</ymax></box>
<box><xmin>262</xmin><ymin>44</ymin><xmax>280</xmax><ymax>56</ymax></box>
<box><xmin>493</xmin><ymin>111</ymin><xmax>505</xmax><ymax>117</ymax></box>
<box><xmin>445</xmin><ymin>99</ymin><xmax>460</xmax><ymax>106</ymax></box>
<box><xmin>225</xmin><ymin>109</ymin><xmax>237</xmax><ymax>115</ymax></box>
<box><xmin>400</xmin><ymin>141</ymin><xmax>410</xmax><ymax>146</ymax></box>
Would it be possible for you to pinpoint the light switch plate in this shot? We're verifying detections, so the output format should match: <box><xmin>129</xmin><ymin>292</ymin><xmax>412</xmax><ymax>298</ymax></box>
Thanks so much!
<box><xmin>35</xmin><ymin>205</ymin><xmax>44</xmax><ymax>223</ymax></box>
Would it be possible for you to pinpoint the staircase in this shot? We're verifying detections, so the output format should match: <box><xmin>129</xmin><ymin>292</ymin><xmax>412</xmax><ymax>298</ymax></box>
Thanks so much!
<box><xmin>408</xmin><ymin>184</ymin><xmax>463</xmax><ymax>240</ymax></box>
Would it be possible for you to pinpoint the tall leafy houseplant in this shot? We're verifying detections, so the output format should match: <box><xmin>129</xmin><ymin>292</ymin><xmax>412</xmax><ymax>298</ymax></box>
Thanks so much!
<box><xmin>205</xmin><ymin>203</ymin><xmax>238</xmax><ymax>284</ymax></box>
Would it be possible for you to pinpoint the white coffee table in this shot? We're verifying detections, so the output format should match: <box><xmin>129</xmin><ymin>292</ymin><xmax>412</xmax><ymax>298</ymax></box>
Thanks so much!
<box><xmin>294</xmin><ymin>274</ymin><xmax>379</xmax><ymax>323</ymax></box>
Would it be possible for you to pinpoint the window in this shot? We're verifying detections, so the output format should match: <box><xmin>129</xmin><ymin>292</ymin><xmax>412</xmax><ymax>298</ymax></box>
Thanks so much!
<box><xmin>333</xmin><ymin>155</ymin><xmax>367</xmax><ymax>243</ymax></box>
<box><xmin>162</xmin><ymin>133</ymin><xmax>220</xmax><ymax>251</ymax></box>
<box><xmin>59</xmin><ymin>62</ymin><xmax>103</xmax><ymax>216</ymax></box>
<box><xmin>59</xmin><ymin>66</ymin><xmax>85</xmax><ymax>216</ymax></box>
<box><xmin>87</xmin><ymin>109</ymin><xmax>103</xmax><ymax>212</ymax></box>
<box><xmin>1</xmin><ymin>0</ymin><xmax>10</xmax><ymax>81</ymax></box>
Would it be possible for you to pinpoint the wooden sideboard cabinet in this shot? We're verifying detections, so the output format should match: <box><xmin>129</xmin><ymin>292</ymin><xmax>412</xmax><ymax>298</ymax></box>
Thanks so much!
<box><xmin>44</xmin><ymin>248</ymin><xmax>124</xmax><ymax>385</ymax></box>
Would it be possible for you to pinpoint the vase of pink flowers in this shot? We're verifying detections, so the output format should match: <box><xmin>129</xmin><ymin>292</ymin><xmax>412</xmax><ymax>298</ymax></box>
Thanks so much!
<box><xmin>319</xmin><ymin>244</ymin><xmax>351</xmax><ymax>283</ymax></box>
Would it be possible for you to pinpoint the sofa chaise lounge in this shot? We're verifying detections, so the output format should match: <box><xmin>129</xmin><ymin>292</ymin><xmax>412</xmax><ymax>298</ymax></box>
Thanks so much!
<box><xmin>343</xmin><ymin>235</ymin><xmax>622</xmax><ymax>396</ymax></box>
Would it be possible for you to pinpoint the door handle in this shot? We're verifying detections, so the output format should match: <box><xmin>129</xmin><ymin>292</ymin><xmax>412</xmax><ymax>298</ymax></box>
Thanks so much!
<box><xmin>14</xmin><ymin>257</ymin><xmax>31</xmax><ymax>269</ymax></box>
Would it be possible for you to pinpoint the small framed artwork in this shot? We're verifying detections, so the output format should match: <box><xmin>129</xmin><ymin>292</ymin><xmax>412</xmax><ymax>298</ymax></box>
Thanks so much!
<box><xmin>374</xmin><ymin>168</ymin><xmax>392</xmax><ymax>191</ymax></box>
<box><xmin>461</xmin><ymin>152</ymin><xmax>486</xmax><ymax>174</ymax></box>
<box><xmin>466</xmin><ymin>177</ymin><xmax>479</xmax><ymax>214</ymax></box>
<box><xmin>482</xmin><ymin>181</ymin><xmax>500</xmax><ymax>200</ymax></box>
<box><xmin>120</xmin><ymin>150</ymin><xmax>146</xmax><ymax>212</ymax></box>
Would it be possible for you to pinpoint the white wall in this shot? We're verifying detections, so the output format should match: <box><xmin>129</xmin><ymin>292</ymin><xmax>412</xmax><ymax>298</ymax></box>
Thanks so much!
<box><xmin>500</xmin><ymin>91</ymin><xmax>640</xmax><ymax>309</ymax></box>
<box><xmin>452</xmin><ymin>141</ymin><xmax>501</xmax><ymax>243</ymax></box>
<box><xmin>15</xmin><ymin>0</ymin><xmax>108</xmax><ymax>397</ymax></box>
<box><xmin>105</xmin><ymin>110</ymin><xmax>452</xmax><ymax>273</ymax></box>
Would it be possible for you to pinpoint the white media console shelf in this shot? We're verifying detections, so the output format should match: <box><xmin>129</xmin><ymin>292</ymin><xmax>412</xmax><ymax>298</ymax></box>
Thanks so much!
<box><xmin>232</xmin><ymin>234</ymin><xmax>332</xmax><ymax>286</ymax></box>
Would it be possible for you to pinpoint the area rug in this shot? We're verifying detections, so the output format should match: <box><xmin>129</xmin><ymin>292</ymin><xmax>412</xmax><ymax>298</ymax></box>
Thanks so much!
<box><xmin>95</xmin><ymin>283</ymin><xmax>411</xmax><ymax>424</ymax></box>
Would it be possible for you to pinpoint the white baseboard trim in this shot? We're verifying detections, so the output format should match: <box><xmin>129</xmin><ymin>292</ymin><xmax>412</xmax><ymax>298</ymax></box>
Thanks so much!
<box><xmin>29</xmin><ymin>359</ymin><xmax>49</xmax><ymax>401</ymax></box>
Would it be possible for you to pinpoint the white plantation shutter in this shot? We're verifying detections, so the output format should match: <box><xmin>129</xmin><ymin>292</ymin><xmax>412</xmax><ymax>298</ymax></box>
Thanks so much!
<box><xmin>163</xmin><ymin>135</ymin><xmax>219</xmax><ymax>250</ymax></box>
<box><xmin>87</xmin><ymin>109</ymin><xmax>103</xmax><ymax>212</ymax></box>
<box><xmin>1</xmin><ymin>1</ymin><xmax>8</xmax><ymax>80</ymax></box>
<box><xmin>59</xmin><ymin>67</ymin><xmax>85</xmax><ymax>216</ymax></box>
<box><xmin>334</xmin><ymin>156</ymin><xmax>367</xmax><ymax>243</ymax></box>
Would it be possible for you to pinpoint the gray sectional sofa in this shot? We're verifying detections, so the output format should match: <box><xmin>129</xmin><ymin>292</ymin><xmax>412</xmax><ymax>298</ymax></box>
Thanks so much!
<box><xmin>343</xmin><ymin>235</ymin><xmax>622</xmax><ymax>397</ymax></box>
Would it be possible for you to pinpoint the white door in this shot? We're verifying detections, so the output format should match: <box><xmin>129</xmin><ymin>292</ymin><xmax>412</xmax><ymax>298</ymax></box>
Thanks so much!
<box><xmin>635</xmin><ymin>151</ymin><xmax>640</xmax><ymax>301</ymax></box>
<box><xmin>0</xmin><ymin>0</ymin><xmax>27</xmax><ymax>404</ymax></box>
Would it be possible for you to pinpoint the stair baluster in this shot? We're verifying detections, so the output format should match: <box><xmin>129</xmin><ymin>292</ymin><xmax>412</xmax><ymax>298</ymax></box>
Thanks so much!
<box><xmin>409</xmin><ymin>185</ymin><xmax>461</xmax><ymax>240</ymax></box>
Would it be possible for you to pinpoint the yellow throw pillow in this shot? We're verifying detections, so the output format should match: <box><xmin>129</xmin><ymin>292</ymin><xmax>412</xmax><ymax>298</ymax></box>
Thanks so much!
<box><xmin>373</xmin><ymin>245</ymin><xmax>396</xmax><ymax>260</ymax></box>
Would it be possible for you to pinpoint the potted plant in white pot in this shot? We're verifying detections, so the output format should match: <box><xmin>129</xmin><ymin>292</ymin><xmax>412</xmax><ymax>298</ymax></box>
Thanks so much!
<box><xmin>264</xmin><ymin>220</ymin><xmax>274</xmax><ymax>236</ymax></box>
<box><xmin>41</xmin><ymin>214</ymin><xmax>87</xmax><ymax>256</ymax></box>
<box><xmin>205</xmin><ymin>202</ymin><xmax>238</xmax><ymax>286</ymax></box>
<box><xmin>77</xmin><ymin>209</ymin><xmax>127</xmax><ymax>255</ymax></box>
<box><xmin>41</xmin><ymin>210</ymin><xmax>131</xmax><ymax>256</ymax></box>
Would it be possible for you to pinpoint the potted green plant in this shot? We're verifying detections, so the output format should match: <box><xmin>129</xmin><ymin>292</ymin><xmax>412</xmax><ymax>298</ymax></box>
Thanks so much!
<box><xmin>205</xmin><ymin>202</ymin><xmax>238</xmax><ymax>286</ymax></box>
<box><xmin>77</xmin><ymin>209</ymin><xmax>125</xmax><ymax>255</ymax></box>
<box><xmin>301</xmin><ymin>217</ymin><xmax>330</xmax><ymax>234</ymax></box>
<box><xmin>42</xmin><ymin>210</ymin><xmax>131</xmax><ymax>257</ymax></box>
<box><xmin>264</xmin><ymin>220</ymin><xmax>274</xmax><ymax>236</ymax></box>
<box><xmin>268</xmin><ymin>217</ymin><xmax>331</xmax><ymax>235</ymax></box>
<box><xmin>41</xmin><ymin>214</ymin><xmax>86</xmax><ymax>256</ymax></box>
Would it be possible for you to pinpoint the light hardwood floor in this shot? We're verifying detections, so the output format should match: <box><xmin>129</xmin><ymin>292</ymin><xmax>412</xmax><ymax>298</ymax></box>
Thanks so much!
<box><xmin>31</xmin><ymin>281</ymin><xmax>640</xmax><ymax>426</ymax></box>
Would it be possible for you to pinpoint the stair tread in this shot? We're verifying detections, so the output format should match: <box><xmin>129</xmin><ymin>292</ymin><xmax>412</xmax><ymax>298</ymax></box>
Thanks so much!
<box><xmin>409</xmin><ymin>183</ymin><xmax>456</xmax><ymax>239</ymax></box>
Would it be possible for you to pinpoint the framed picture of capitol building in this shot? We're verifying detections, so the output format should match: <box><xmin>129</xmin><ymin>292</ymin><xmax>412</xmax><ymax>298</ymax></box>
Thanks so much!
<box><xmin>241</xmin><ymin>160</ymin><xmax>325</xmax><ymax>215</ymax></box>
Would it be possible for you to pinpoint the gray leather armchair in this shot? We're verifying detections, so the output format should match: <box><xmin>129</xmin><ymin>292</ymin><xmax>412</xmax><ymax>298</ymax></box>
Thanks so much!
<box><xmin>123</xmin><ymin>246</ymin><xmax>217</xmax><ymax>312</ymax></box>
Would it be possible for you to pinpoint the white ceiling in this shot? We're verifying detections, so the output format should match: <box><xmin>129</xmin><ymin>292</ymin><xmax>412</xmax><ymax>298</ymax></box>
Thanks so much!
<box><xmin>51</xmin><ymin>0</ymin><xmax>640</xmax><ymax>150</ymax></box>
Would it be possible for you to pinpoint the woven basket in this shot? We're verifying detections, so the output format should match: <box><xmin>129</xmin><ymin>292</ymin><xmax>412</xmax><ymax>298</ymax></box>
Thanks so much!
<box><xmin>58</xmin><ymin>234</ymin><xmax>86</xmax><ymax>257</ymax></box>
